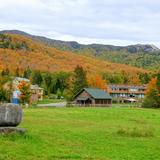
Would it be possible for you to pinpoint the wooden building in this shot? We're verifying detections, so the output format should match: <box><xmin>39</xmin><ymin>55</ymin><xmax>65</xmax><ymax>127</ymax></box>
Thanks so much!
<box><xmin>73</xmin><ymin>88</ymin><xmax>112</xmax><ymax>107</ymax></box>
<box><xmin>108</xmin><ymin>84</ymin><xmax>147</xmax><ymax>103</ymax></box>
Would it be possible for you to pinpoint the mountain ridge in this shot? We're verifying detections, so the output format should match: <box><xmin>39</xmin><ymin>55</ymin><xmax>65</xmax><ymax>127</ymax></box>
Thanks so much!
<box><xmin>1</xmin><ymin>30</ymin><xmax>159</xmax><ymax>54</ymax></box>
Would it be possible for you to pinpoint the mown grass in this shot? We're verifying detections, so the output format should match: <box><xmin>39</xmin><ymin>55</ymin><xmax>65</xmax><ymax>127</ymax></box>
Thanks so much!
<box><xmin>0</xmin><ymin>107</ymin><xmax>160</xmax><ymax>160</ymax></box>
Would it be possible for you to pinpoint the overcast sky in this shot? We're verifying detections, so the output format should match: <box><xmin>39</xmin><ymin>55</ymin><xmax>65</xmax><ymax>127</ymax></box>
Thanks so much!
<box><xmin>0</xmin><ymin>0</ymin><xmax>160</xmax><ymax>46</ymax></box>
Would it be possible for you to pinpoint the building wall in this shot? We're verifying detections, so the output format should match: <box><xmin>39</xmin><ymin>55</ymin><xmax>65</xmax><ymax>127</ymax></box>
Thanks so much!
<box><xmin>74</xmin><ymin>90</ymin><xmax>95</xmax><ymax>104</ymax></box>
<box><xmin>74</xmin><ymin>90</ymin><xmax>111</xmax><ymax>106</ymax></box>
<box><xmin>111</xmin><ymin>93</ymin><xmax>145</xmax><ymax>99</ymax></box>
<box><xmin>31</xmin><ymin>89</ymin><xmax>43</xmax><ymax>101</ymax></box>
<box><xmin>108</xmin><ymin>85</ymin><xmax>146</xmax><ymax>100</ymax></box>
<box><xmin>95</xmin><ymin>99</ymin><xmax>112</xmax><ymax>105</ymax></box>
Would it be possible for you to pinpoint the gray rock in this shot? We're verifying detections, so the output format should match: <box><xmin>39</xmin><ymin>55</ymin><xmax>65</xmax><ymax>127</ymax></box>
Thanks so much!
<box><xmin>0</xmin><ymin>103</ymin><xmax>22</xmax><ymax>127</ymax></box>
<box><xmin>0</xmin><ymin>127</ymin><xmax>26</xmax><ymax>135</ymax></box>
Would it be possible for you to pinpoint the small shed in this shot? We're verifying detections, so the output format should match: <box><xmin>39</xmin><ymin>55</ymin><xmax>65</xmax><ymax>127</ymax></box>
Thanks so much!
<box><xmin>73</xmin><ymin>88</ymin><xmax>112</xmax><ymax>107</ymax></box>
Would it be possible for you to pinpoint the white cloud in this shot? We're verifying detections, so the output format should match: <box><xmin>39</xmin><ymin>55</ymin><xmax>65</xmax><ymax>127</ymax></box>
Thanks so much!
<box><xmin>0</xmin><ymin>0</ymin><xmax>160</xmax><ymax>46</ymax></box>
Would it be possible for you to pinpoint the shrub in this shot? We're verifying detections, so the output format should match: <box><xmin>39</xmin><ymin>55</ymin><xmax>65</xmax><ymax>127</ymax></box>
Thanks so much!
<box><xmin>142</xmin><ymin>90</ymin><xmax>160</xmax><ymax>108</ymax></box>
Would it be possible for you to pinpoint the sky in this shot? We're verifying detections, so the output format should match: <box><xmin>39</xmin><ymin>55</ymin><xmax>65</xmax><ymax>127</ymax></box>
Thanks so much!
<box><xmin>0</xmin><ymin>0</ymin><xmax>160</xmax><ymax>47</ymax></box>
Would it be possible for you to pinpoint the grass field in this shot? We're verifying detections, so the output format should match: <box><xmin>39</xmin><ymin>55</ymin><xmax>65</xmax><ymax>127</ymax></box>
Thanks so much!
<box><xmin>37</xmin><ymin>99</ymin><xmax>66</xmax><ymax>104</ymax></box>
<box><xmin>0</xmin><ymin>107</ymin><xmax>160</xmax><ymax>160</ymax></box>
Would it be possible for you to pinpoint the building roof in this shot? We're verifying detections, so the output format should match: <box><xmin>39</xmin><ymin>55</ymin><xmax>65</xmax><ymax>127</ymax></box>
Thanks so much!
<box><xmin>31</xmin><ymin>85</ymin><xmax>43</xmax><ymax>90</ymax></box>
<box><xmin>76</xmin><ymin>88</ymin><xmax>112</xmax><ymax>100</ymax></box>
<box><xmin>14</xmin><ymin>77</ymin><xmax>30</xmax><ymax>82</ymax></box>
<box><xmin>108</xmin><ymin>84</ymin><xmax>147</xmax><ymax>90</ymax></box>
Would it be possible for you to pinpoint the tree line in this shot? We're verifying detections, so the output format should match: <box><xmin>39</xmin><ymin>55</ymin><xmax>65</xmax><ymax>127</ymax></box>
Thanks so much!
<box><xmin>0</xmin><ymin>65</ymin><xmax>159</xmax><ymax>108</ymax></box>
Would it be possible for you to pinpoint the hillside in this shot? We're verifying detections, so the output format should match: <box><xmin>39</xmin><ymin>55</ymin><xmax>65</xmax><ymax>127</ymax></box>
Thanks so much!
<box><xmin>1</xmin><ymin>30</ymin><xmax>160</xmax><ymax>70</ymax></box>
<box><xmin>0</xmin><ymin>33</ymin><xmax>149</xmax><ymax>84</ymax></box>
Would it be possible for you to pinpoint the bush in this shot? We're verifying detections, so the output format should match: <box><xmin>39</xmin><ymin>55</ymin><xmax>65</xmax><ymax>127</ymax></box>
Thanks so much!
<box><xmin>48</xmin><ymin>94</ymin><xmax>57</xmax><ymax>99</ymax></box>
<box><xmin>142</xmin><ymin>90</ymin><xmax>160</xmax><ymax>108</ymax></box>
<box><xmin>0</xmin><ymin>88</ymin><xmax>11</xmax><ymax>102</ymax></box>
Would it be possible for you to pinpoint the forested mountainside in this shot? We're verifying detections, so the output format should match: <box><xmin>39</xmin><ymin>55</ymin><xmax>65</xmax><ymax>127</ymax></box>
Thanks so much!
<box><xmin>0</xmin><ymin>33</ymin><xmax>150</xmax><ymax>84</ymax></box>
<box><xmin>1</xmin><ymin>30</ymin><xmax>160</xmax><ymax>70</ymax></box>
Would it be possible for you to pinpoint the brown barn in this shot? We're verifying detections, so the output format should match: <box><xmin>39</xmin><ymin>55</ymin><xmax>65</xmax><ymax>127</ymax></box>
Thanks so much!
<box><xmin>73</xmin><ymin>88</ymin><xmax>112</xmax><ymax>107</ymax></box>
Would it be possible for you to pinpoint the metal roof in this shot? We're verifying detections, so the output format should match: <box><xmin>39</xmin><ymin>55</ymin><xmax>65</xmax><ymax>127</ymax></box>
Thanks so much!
<box><xmin>83</xmin><ymin>88</ymin><xmax>112</xmax><ymax>99</ymax></box>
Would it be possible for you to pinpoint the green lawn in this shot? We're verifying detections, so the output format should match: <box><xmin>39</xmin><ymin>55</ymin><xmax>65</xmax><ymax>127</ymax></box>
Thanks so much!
<box><xmin>37</xmin><ymin>98</ymin><xmax>66</xmax><ymax>104</ymax></box>
<box><xmin>0</xmin><ymin>107</ymin><xmax>160</xmax><ymax>160</ymax></box>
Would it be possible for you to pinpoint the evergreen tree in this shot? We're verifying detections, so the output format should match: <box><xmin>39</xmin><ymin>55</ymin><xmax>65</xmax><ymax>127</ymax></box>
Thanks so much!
<box><xmin>23</xmin><ymin>67</ymin><xmax>32</xmax><ymax>79</ymax></box>
<box><xmin>72</xmin><ymin>65</ymin><xmax>88</xmax><ymax>95</ymax></box>
<box><xmin>44</xmin><ymin>73</ymin><xmax>52</xmax><ymax>95</ymax></box>
<box><xmin>32</xmin><ymin>71</ymin><xmax>43</xmax><ymax>86</ymax></box>
<box><xmin>55</xmin><ymin>74</ymin><xmax>68</xmax><ymax>94</ymax></box>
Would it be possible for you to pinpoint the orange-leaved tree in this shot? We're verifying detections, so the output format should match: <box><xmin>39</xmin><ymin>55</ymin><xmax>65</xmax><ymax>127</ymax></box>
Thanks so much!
<box><xmin>18</xmin><ymin>80</ymin><xmax>31</xmax><ymax>104</ymax></box>
<box><xmin>142</xmin><ymin>73</ymin><xmax>160</xmax><ymax>108</ymax></box>
<box><xmin>146</xmin><ymin>77</ymin><xmax>157</xmax><ymax>96</ymax></box>
<box><xmin>88</xmin><ymin>74</ymin><xmax>107</xmax><ymax>90</ymax></box>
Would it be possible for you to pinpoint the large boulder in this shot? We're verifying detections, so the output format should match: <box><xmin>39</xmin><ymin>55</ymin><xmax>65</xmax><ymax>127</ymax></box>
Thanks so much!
<box><xmin>0</xmin><ymin>103</ymin><xmax>22</xmax><ymax>127</ymax></box>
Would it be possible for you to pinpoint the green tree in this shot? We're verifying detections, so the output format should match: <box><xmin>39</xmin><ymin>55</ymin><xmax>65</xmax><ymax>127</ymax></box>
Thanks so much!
<box><xmin>72</xmin><ymin>65</ymin><xmax>88</xmax><ymax>95</ymax></box>
<box><xmin>0</xmin><ymin>75</ymin><xmax>12</xmax><ymax>102</ymax></box>
<box><xmin>56</xmin><ymin>88</ymin><xmax>62</xmax><ymax>99</ymax></box>
<box><xmin>32</xmin><ymin>71</ymin><xmax>43</xmax><ymax>86</ymax></box>
<box><xmin>139</xmin><ymin>73</ymin><xmax>151</xmax><ymax>84</ymax></box>
<box><xmin>23</xmin><ymin>66</ymin><xmax>32</xmax><ymax>79</ymax></box>
<box><xmin>55</xmin><ymin>72</ymin><xmax>70</xmax><ymax>94</ymax></box>
<box><xmin>142</xmin><ymin>90</ymin><xmax>160</xmax><ymax>108</ymax></box>
<box><xmin>103</xmin><ymin>72</ymin><xmax>124</xmax><ymax>84</ymax></box>
<box><xmin>44</xmin><ymin>73</ymin><xmax>52</xmax><ymax>95</ymax></box>
<box><xmin>0</xmin><ymin>89</ymin><xmax>8</xmax><ymax>102</ymax></box>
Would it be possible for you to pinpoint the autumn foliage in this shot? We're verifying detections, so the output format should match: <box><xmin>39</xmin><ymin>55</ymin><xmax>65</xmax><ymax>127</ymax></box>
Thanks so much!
<box><xmin>146</xmin><ymin>77</ymin><xmax>157</xmax><ymax>96</ymax></box>
<box><xmin>0</xmin><ymin>34</ymin><xmax>150</xmax><ymax>85</ymax></box>
<box><xmin>88</xmin><ymin>74</ymin><xmax>107</xmax><ymax>90</ymax></box>
<box><xmin>142</xmin><ymin>73</ymin><xmax>160</xmax><ymax>108</ymax></box>
<box><xmin>18</xmin><ymin>80</ymin><xmax>31</xmax><ymax>104</ymax></box>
